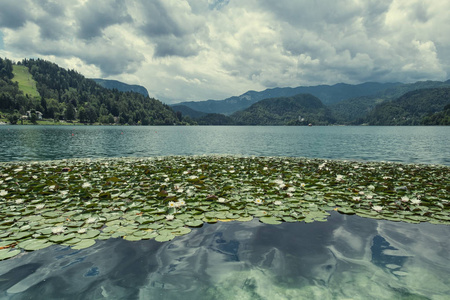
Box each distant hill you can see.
[231,94,335,125]
[173,82,403,115]
[1,58,182,125]
[171,105,208,119]
[329,80,450,124]
[92,79,149,97]
[363,88,450,125]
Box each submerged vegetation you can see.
[0,155,448,260]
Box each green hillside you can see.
[1,58,186,125]
[363,88,450,125]
[12,65,40,98]
[231,94,335,125]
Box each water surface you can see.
[0,125,449,165]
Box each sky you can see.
[0,0,449,104]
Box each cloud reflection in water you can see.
[0,212,449,299]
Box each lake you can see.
[0,125,449,299]
[0,125,449,165]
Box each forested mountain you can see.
[0,58,182,125]
[422,104,450,125]
[171,104,208,119]
[363,88,450,125]
[231,94,335,125]
[173,82,403,115]
[92,79,149,97]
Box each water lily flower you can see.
[15,199,24,204]
[82,182,91,188]
[368,185,375,190]
[0,190,7,196]
[366,195,373,200]
[401,196,409,202]
[85,217,97,224]
[274,201,282,205]
[255,198,263,204]
[166,214,174,221]
[35,204,45,210]
[359,191,365,195]
[287,187,296,193]
[183,171,189,175]
[372,205,383,212]
[52,226,65,234]
[217,197,226,203]
[263,167,268,171]
[168,201,177,208]
[300,183,306,188]
[78,228,87,234]
[352,196,361,202]
[177,200,186,207]
[336,175,344,181]
[411,198,421,205]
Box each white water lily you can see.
[217,197,226,203]
[177,200,186,207]
[372,205,383,212]
[35,204,45,210]
[300,183,306,188]
[255,198,263,205]
[336,175,344,181]
[15,199,24,204]
[274,201,282,205]
[52,226,65,234]
[78,228,87,234]
[411,198,421,205]
[166,214,174,221]
[168,201,177,208]
[352,196,361,201]
[287,187,296,193]
[0,190,7,196]
[82,182,91,188]
[401,196,410,202]
[368,185,375,190]
[85,217,97,224]
[366,195,374,200]
[263,167,268,171]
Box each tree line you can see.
[0,58,187,125]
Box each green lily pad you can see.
[0,249,21,260]
[71,239,96,250]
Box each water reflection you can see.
[0,212,449,299]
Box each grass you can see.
[12,65,40,98]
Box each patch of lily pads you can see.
[0,155,448,260]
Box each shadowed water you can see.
[1,212,449,299]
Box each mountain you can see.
[231,94,335,125]
[329,80,450,124]
[1,58,183,125]
[171,104,208,119]
[92,79,149,97]
[173,82,403,115]
[422,104,450,125]
[363,88,450,125]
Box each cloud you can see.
[75,0,132,40]
[0,0,30,29]
[0,0,449,103]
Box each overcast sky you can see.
[0,0,449,104]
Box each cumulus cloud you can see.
[0,0,449,103]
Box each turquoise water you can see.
[0,125,449,299]
[0,125,449,165]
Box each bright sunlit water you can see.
[0,125,449,299]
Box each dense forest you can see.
[0,58,184,125]
[363,88,450,125]
[1,57,449,126]
[231,94,335,125]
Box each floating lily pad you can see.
[71,239,96,250]
[0,249,21,260]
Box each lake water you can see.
[0,125,449,299]
[0,125,449,165]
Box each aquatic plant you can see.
[0,155,448,260]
